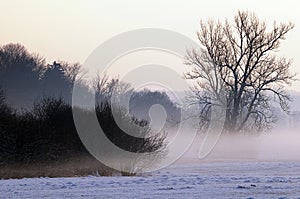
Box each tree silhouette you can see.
[40,61,79,103]
[0,43,45,109]
[0,43,82,109]
[129,89,180,126]
[185,11,295,133]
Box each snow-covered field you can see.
[1,132,300,198]
[1,161,300,199]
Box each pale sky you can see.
[1,0,300,90]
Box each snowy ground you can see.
[2,132,300,198]
[1,161,300,199]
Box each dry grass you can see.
[0,155,116,179]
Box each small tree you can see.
[185,11,295,133]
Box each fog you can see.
[174,129,300,164]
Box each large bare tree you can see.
[185,11,295,133]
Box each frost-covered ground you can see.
[2,132,300,198]
[1,161,300,199]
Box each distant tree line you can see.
[0,43,178,176]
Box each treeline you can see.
[0,43,178,177]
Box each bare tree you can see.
[185,11,296,133]
[58,61,83,83]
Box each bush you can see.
[0,88,17,165]
[96,102,167,175]
[0,95,167,177]
[96,102,166,153]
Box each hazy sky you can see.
[1,0,300,90]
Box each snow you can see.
[2,132,300,198]
[1,161,300,199]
